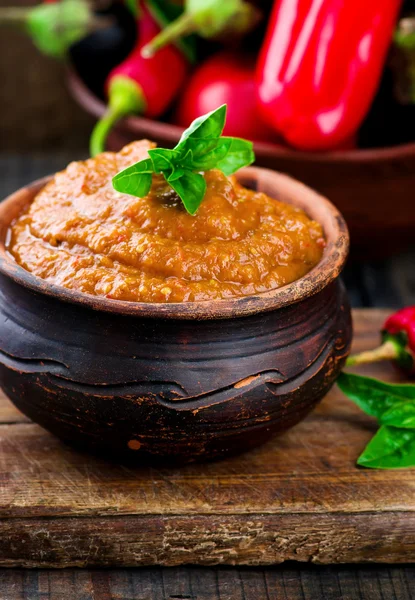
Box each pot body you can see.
[0,273,351,463]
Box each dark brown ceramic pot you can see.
[68,69,415,258]
[0,167,351,463]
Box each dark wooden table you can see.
[0,156,414,600]
[1,564,414,599]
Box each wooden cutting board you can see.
[0,309,414,568]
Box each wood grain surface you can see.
[0,564,414,600]
[0,309,414,568]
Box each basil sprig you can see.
[112,104,254,214]
[338,372,415,469]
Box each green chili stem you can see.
[90,110,123,157]
[124,0,139,17]
[346,340,399,367]
[141,12,195,58]
[0,7,30,28]
[90,75,146,157]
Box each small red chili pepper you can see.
[347,306,415,376]
[256,0,402,151]
[174,52,277,143]
[90,1,188,156]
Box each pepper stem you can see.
[141,0,259,58]
[0,7,30,28]
[141,12,195,58]
[0,0,100,59]
[90,76,146,157]
[346,340,399,367]
[393,17,415,104]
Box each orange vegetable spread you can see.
[8,141,325,303]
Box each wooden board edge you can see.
[1,512,414,567]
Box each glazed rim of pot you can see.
[0,166,349,320]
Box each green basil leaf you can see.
[189,138,232,170]
[177,104,226,148]
[381,402,415,429]
[168,167,186,182]
[337,372,415,419]
[112,105,256,214]
[112,158,154,198]
[179,137,221,161]
[167,171,206,215]
[179,148,194,166]
[148,148,179,173]
[357,425,415,469]
[215,137,255,175]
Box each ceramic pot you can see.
[0,166,351,463]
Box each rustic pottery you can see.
[68,69,415,258]
[0,166,351,463]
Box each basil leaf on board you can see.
[216,137,255,175]
[112,104,256,213]
[112,158,154,198]
[381,402,415,429]
[337,371,415,469]
[168,170,206,215]
[357,425,415,469]
[337,372,415,419]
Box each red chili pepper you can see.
[90,1,188,156]
[347,306,415,376]
[256,0,402,151]
[175,52,277,143]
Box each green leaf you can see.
[178,105,227,147]
[168,167,186,182]
[179,148,194,165]
[216,137,255,175]
[189,138,232,170]
[167,171,206,215]
[111,104,256,214]
[381,402,415,429]
[357,426,415,469]
[148,148,177,173]
[112,158,154,198]
[337,372,415,419]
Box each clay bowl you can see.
[0,166,352,464]
[68,69,415,258]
